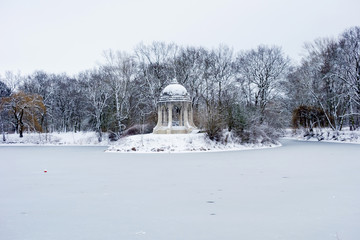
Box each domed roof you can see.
[158,79,191,103]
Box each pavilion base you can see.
[153,126,196,134]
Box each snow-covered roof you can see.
[158,79,191,103]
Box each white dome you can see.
[161,83,188,96]
[158,79,190,103]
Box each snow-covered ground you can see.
[0,132,110,146]
[1,140,360,240]
[107,132,279,153]
[284,127,360,144]
[1,132,278,152]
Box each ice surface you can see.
[1,140,360,240]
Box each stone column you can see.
[167,103,172,134]
[163,106,167,126]
[184,103,189,128]
[179,105,183,126]
[181,105,184,126]
[189,104,195,127]
[157,104,162,126]
[161,106,164,125]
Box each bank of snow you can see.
[1,131,280,152]
[106,132,279,153]
[0,132,110,146]
[284,128,360,144]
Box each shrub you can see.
[121,124,153,137]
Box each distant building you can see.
[153,79,197,134]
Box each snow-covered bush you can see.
[233,123,280,145]
[223,104,280,145]
[286,127,360,143]
[205,116,223,142]
[121,124,153,137]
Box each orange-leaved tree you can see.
[0,91,46,137]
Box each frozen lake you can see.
[1,140,360,240]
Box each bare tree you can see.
[235,45,290,121]
[0,80,11,141]
[134,42,179,112]
[80,69,111,142]
[174,46,207,110]
[337,27,360,129]
[1,71,23,93]
[300,38,350,131]
[102,50,136,137]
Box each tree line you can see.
[1,26,359,143]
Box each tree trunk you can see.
[97,129,102,142]
[19,109,24,138]
[19,123,24,138]
[2,123,5,142]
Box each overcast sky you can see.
[1,0,359,77]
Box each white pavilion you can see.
[153,79,197,134]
